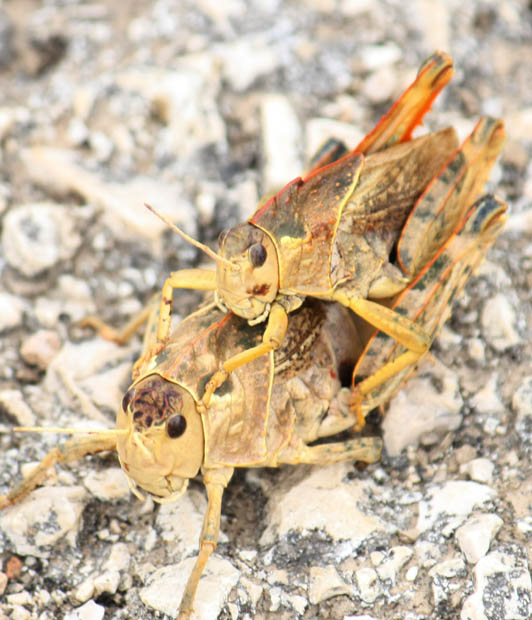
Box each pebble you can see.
[429,556,466,579]
[481,293,522,351]
[2,203,82,277]
[92,570,120,596]
[308,565,352,604]
[455,514,503,564]
[139,555,240,619]
[374,546,413,585]
[359,43,402,71]
[0,486,87,557]
[260,463,391,549]
[21,147,198,250]
[469,373,504,416]
[239,577,263,609]
[102,542,131,573]
[64,600,105,620]
[83,468,130,501]
[416,481,496,535]
[361,65,398,104]
[216,38,278,92]
[461,551,532,620]
[0,389,36,427]
[513,375,532,440]
[155,489,207,557]
[355,567,380,603]
[261,94,302,192]
[0,292,25,332]
[383,360,463,456]
[460,458,495,484]
[20,330,61,370]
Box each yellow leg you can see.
[0,435,116,510]
[281,436,382,466]
[202,302,288,407]
[78,304,153,344]
[177,467,233,620]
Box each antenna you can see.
[14,426,128,437]
[144,203,238,270]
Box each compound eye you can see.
[121,389,134,412]
[249,243,267,268]
[166,414,187,439]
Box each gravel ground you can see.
[0,1,531,619]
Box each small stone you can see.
[155,489,207,557]
[308,565,352,604]
[461,551,532,619]
[261,94,303,192]
[359,43,402,71]
[460,458,495,484]
[0,293,25,332]
[513,376,532,439]
[239,577,263,609]
[375,546,413,584]
[362,63,399,104]
[0,571,7,596]
[383,360,463,456]
[454,445,477,465]
[93,570,120,596]
[140,556,240,619]
[355,567,380,603]
[66,117,90,146]
[217,39,278,92]
[260,464,391,548]
[102,542,131,573]
[429,556,466,578]
[470,373,504,416]
[9,605,32,620]
[20,330,61,370]
[481,293,522,351]
[405,566,418,581]
[467,338,485,362]
[89,131,114,162]
[455,514,503,564]
[0,389,36,427]
[64,600,105,620]
[2,203,83,277]
[0,486,87,557]
[6,591,33,606]
[417,481,496,535]
[83,468,130,501]
[73,577,95,604]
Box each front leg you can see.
[202,302,288,407]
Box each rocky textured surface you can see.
[0,1,531,619]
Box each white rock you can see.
[66,117,90,146]
[361,66,398,104]
[64,600,105,620]
[0,292,25,332]
[461,551,532,620]
[0,486,87,557]
[92,570,120,596]
[83,468,130,501]
[513,376,532,440]
[460,458,495,484]
[405,566,418,581]
[2,203,82,277]
[102,542,131,573]
[261,94,302,192]
[383,360,463,456]
[0,389,36,426]
[21,147,198,251]
[359,43,402,71]
[308,565,352,604]
[481,293,522,351]
[217,38,278,92]
[260,463,392,548]
[239,576,263,609]
[455,514,503,564]
[375,546,413,584]
[469,373,504,416]
[139,555,240,619]
[417,481,497,535]
[429,556,466,578]
[155,489,208,557]
[20,330,61,370]
[355,567,380,603]
[73,577,95,603]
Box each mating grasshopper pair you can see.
[141,52,505,430]
[1,51,506,618]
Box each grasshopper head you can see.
[216,222,279,322]
[116,374,204,502]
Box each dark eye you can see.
[167,414,187,438]
[249,243,267,268]
[121,389,134,412]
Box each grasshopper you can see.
[0,189,506,619]
[138,52,505,426]
[1,296,382,618]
